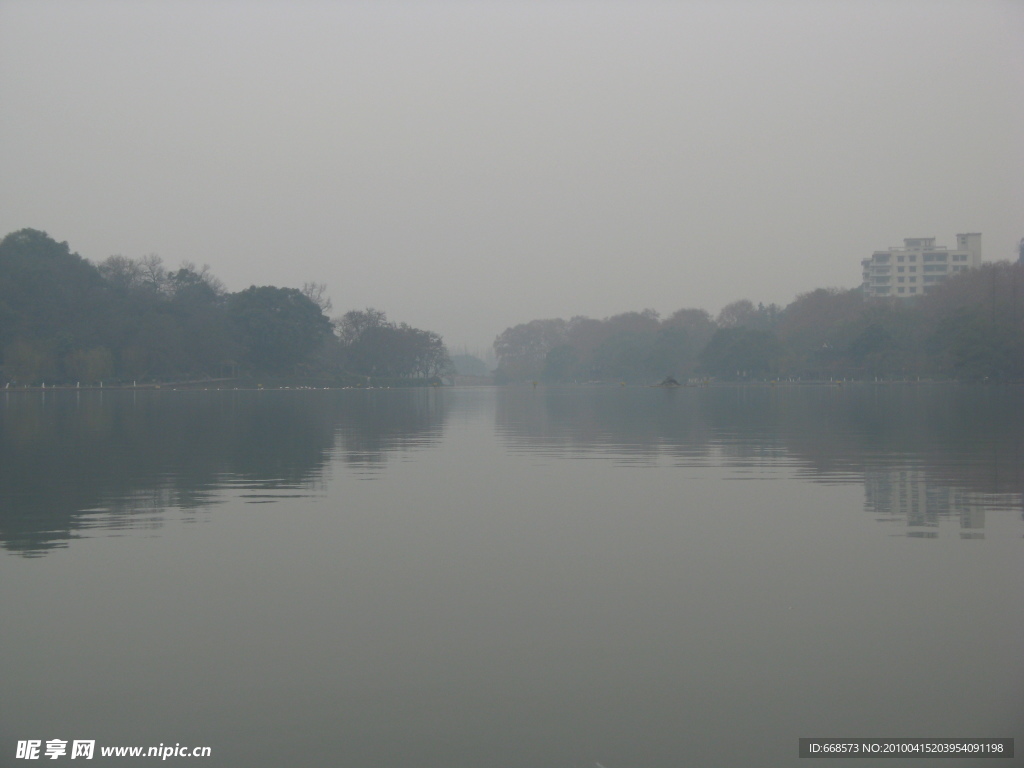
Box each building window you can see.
[910,288,917,293]
[898,288,905,294]
[909,267,917,272]
[898,256,905,262]
[898,267,905,272]
[898,277,905,283]
[910,255,917,262]
[910,277,916,282]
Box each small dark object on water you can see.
[659,376,680,387]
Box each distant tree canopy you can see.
[228,286,332,374]
[334,309,453,380]
[493,263,1024,383]
[450,353,489,377]
[0,229,452,385]
[699,327,782,380]
[0,229,107,365]
[493,308,726,383]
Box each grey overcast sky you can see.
[2,1,1022,351]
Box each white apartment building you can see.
[862,233,981,298]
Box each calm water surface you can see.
[2,385,1022,767]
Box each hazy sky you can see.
[2,1,1022,351]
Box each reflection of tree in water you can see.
[496,385,1024,528]
[333,389,449,468]
[496,387,715,462]
[0,389,449,556]
[760,386,1024,506]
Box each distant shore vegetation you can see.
[0,229,453,387]
[5,228,1021,388]
[493,262,1024,384]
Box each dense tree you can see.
[4,339,58,382]
[335,309,453,380]
[65,347,115,383]
[663,308,716,340]
[227,286,333,374]
[493,262,1023,383]
[542,344,583,382]
[716,300,780,331]
[495,307,721,383]
[0,229,454,385]
[301,282,333,314]
[922,262,1024,380]
[0,229,108,380]
[5,227,1021,386]
[699,327,782,380]
[774,289,862,371]
[716,299,757,329]
[98,255,146,291]
[92,254,231,379]
[493,318,568,382]
[590,330,654,381]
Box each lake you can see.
[2,385,1021,767]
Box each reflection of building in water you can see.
[864,467,985,538]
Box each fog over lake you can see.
[2,386,1021,766]
[3,2,1023,765]
[2,1,1022,349]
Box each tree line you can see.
[0,229,452,385]
[493,260,1024,383]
